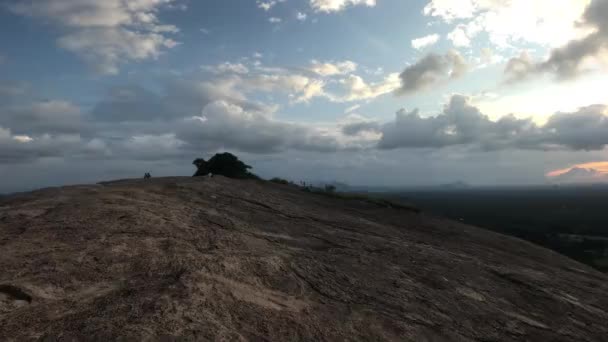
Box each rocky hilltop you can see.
[1,177,607,341]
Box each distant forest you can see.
[390,186,608,272]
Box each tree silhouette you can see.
[193,153,257,179]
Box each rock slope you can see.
[1,177,607,341]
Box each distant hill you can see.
[1,177,607,340]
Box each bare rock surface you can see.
[1,176,607,341]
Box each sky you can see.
[0,0,607,192]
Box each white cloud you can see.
[503,0,608,82]
[202,62,250,75]
[424,0,591,48]
[297,12,308,21]
[268,17,282,23]
[310,0,376,13]
[309,60,358,76]
[447,26,471,47]
[345,104,361,113]
[334,73,400,102]
[8,0,182,74]
[58,28,178,75]
[176,101,348,153]
[257,0,286,11]
[411,34,441,50]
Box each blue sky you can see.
[1,0,607,192]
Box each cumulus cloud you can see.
[176,101,346,154]
[502,0,608,81]
[0,85,360,166]
[7,0,181,74]
[424,0,590,48]
[309,60,357,76]
[396,50,468,95]
[411,34,440,50]
[199,59,400,104]
[447,25,472,47]
[310,0,376,13]
[333,73,400,102]
[377,95,608,151]
[543,104,608,150]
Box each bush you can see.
[193,153,258,179]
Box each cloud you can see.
[310,0,376,13]
[1,100,85,135]
[309,60,357,76]
[411,34,440,50]
[333,73,400,102]
[176,101,346,154]
[238,57,447,104]
[424,0,590,48]
[547,161,608,183]
[502,0,608,81]
[268,17,282,23]
[396,50,468,95]
[377,95,608,151]
[447,25,471,47]
[202,62,250,74]
[198,59,396,104]
[297,12,308,21]
[0,81,363,166]
[0,126,105,164]
[548,166,608,184]
[503,51,536,83]
[342,120,381,136]
[257,0,286,11]
[543,104,608,150]
[7,0,181,74]
[0,81,29,101]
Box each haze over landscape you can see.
[1,0,607,193]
